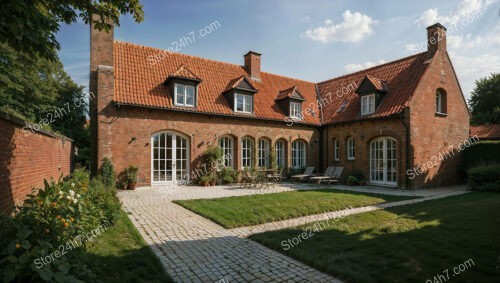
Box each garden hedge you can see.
[467,164,500,192]
[459,141,500,180]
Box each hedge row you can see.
[467,164,500,192]
[459,141,500,180]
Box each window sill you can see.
[173,104,196,108]
[347,158,355,161]
[235,111,254,116]
[435,112,448,117]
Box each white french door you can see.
[370,137,397,186]
[152,132,189,184]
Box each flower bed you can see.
[0,169,121,282]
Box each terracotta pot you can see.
[127,182,137,190]
[210,180,216,186]
[203,182,209,187]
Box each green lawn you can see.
[250,192,500,283]
[173,189,419,228]
[82,210,172,283]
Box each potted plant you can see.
[199,175,211,187]
[209,173,216,186]
[125,166,139,190]
[346,175,358,186]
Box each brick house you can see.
[89,22,469,188]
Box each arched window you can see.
[333,138,340,161]
[436,89,447,114]
[218,136,233,168]
[347,137,355,160]
[291,140,306,168]
[241,137,254,169]
[258,138,271,168]
[275,139,286,168]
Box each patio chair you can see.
[240,170,257,189]
[291,167,315,183]
[309,166,335,186]
[268,168,284,184]
[327,167,344,185]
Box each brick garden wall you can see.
[0,112,73,212]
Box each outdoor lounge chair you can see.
[309,166,336,186]
[327,167,344,185]
[291,167,315,183]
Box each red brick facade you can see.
[90,22,469,188]
[0,112,73,212]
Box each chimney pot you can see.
[244,51,261,81]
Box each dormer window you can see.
[165,65,201,108]
[276,86,305,120]
[174,84,196,107]
[361,94,375,115]
[290,102,302,119]
[355,75,388,116]
[223,76,258,115]
[235,93,253,113]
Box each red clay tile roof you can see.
[168,64,201,81]
[470,124,500,140]
[113,42,320,125]
[276,86,305,101]
[317,52,429,124]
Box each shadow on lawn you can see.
[81,246,173,283]
[249,193,500,283]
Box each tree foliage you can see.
[0,0,144,59]
[0,42,89,166]
[468,73,500,125]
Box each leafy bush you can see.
[467,164,500,192]
[0,169,121,282]
[218,167,238,184]
[285,167,304,180]
[460,141,500,180]
[125,166,139,184]
[99,157,116,189]
[346,170,365,185]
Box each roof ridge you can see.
[318,52,427,85]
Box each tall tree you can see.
[0,0,144,59]
[469,73,500,125]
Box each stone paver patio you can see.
[118,183,467,282]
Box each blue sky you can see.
[56,0,500,101]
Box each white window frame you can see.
[234,93,253,114]
[258,139,270,168]
[436,91,446,114]
[361,94,375,115]
[275,140,285,168]
[174,83,196,107]
[333,139,339,161]
[218,136,233,168]
[290,102,302,119]
[241,137,254,169]
[291,140,306,168]
[347,137,355,160]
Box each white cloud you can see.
[303,10,376,43]
[344,59,387,73]
[414,0,495,27]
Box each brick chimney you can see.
[426,23,446,60]
[89,15,114,174]
[244,51,261,81]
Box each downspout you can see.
[316,84,325,171]
[401,108,411,189]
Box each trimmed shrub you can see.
[467,164,500,192]
[460,141,500,180]
[99,157,116,189]
[218,167,238,184]
[0,170,121,282]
